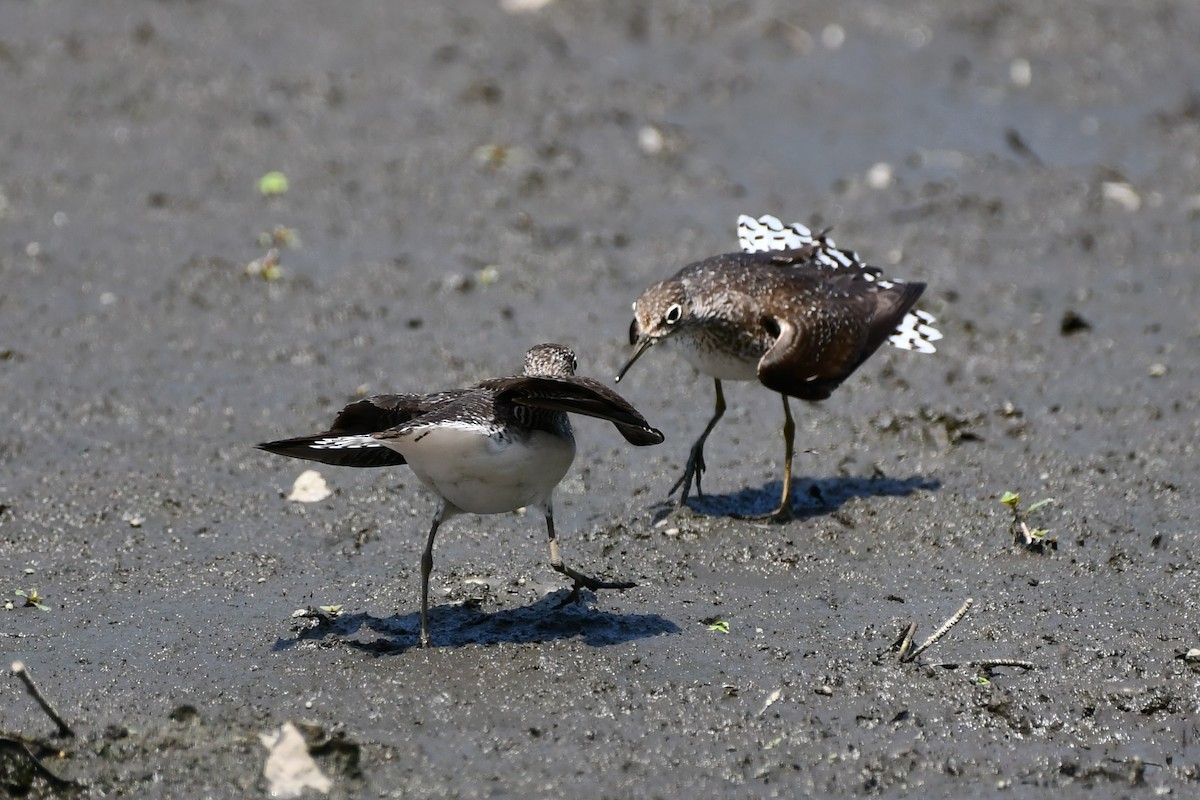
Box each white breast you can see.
[384,424,576,515]
[666,335,761,381]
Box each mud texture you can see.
[3,1,1200,797]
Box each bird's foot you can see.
[552,565,636,608]
[734,503,793,524]
[734,491,794,523]
[667,446,708,506]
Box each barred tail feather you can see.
[257,434,407,468]
[737,213,860,269]
[888,310,942,354]
[737,213,815,252]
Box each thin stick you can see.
[893,622,917,661]
[902,597,973,663]
[11,661,75,738]
[0,737,79,788]
[972,658,1035,670]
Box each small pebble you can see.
[821,24,845,49]
[638,126,665,156]
[865,162,893,190]
[500,0,555,12]
[1009,58,1032,87]
[288,470,331,503]
[1102,181,1141,212]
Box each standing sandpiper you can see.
[258,343,664,647]
[617,214,941,520]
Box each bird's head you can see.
[524,343,578,378]
[616,280,691,382]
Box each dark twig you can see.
[893,600,1037,673]
[891,622,917,662]
[11,661,75,738]
[900,597,973,663]
[0,736,80,789]
[971,658,1036,670]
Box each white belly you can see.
[386,426,576,514]
[667,336,761,381]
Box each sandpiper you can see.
[258,343,664,647]
[617,214,941,520]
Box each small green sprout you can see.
[1023,498,1055,515]
[257,225,300,249]
[1001,491,1058,553]
[318,604,343,615]
[476,265,500,286]
[472,143,509,169]
[15,589,50,611]
[974,675,991,686]
[707,620,730,634]
[245,248,283,281]
[258,171,289,196]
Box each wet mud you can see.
[3,1,1200,797]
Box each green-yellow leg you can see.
[740,394,795,522]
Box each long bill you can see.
[615,336,656,383]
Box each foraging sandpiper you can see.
[617,214,941,520]
[259,343,664,646]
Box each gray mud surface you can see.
[3,1,1200,797]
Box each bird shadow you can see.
[652,474,941,523]
[272,590,679,655]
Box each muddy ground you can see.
[3,1,1200,797]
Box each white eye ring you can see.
[570,357,578,372]
[665,304,682,324]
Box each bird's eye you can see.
[665,304,682,324]
[570,357,578,372]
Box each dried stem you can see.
[0,736,79,788]
[892,622,917,662]
[11,661,75,738]
[902,597,973,663]
[972,658,1036,670]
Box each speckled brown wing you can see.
[756,269,925,401]
[484,375,665,446]
[325,392,462,435]
[256,391,466,467]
